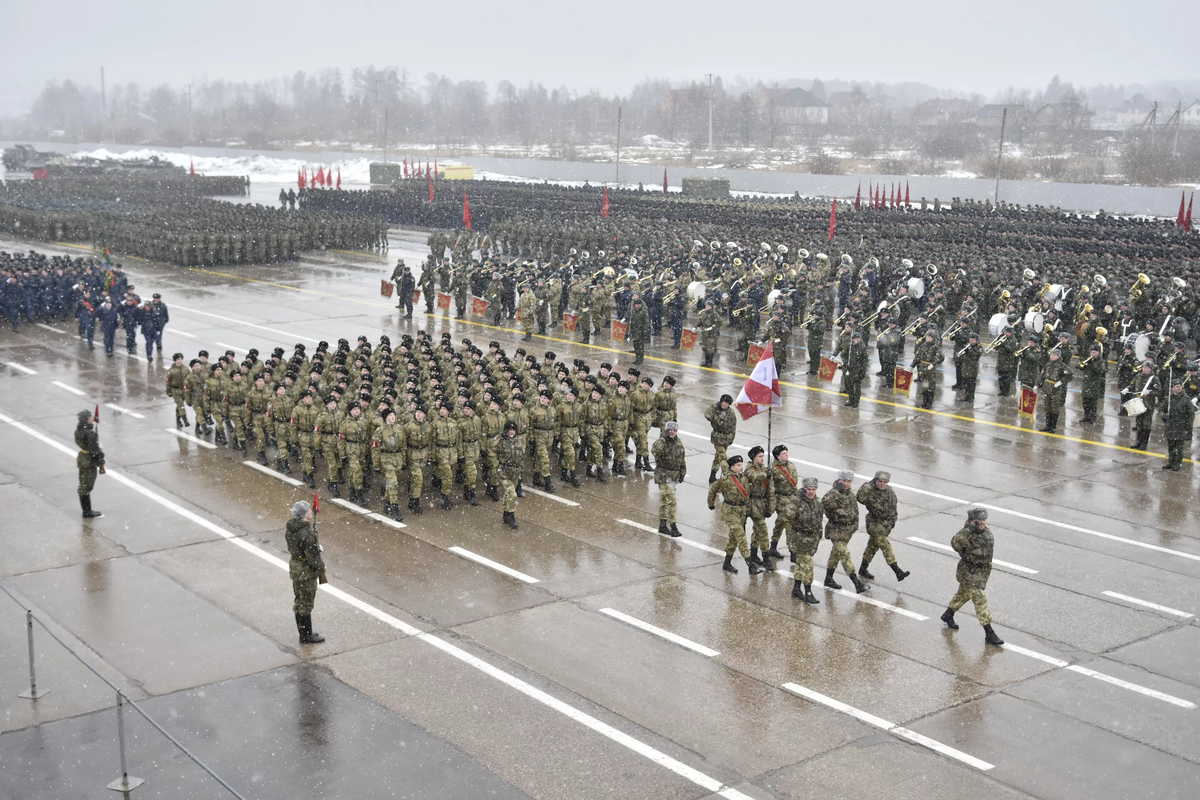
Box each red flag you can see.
[875,185,881,209]
[463,192,472,230]
[403,158,409,178]
[867,182,873,209]
[336,167,341,189]
[854,182,861,210]
[663,168,668,193]
[905,182,910,206]
[189,159,195,176]
[890,183,895,208]
[94,403,100,423]
[317,166,326,187]
[602,186,610,217]
[298,168,305,189]
[429,175,435,202]
[1178,190,1187,228]
[735,342,782,420]
[828,197,837,241]
[1187,193,1194,233]
[312,490,320,514]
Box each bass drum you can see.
[1023,310,1045,335]
[686,281,708,303]
[766,288,782,307]
[988,312,1010,337]
[1133,333,1152,362]
[907,276,925,299]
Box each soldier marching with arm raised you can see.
[855,470,910,583]
[822,470,869,593]
[789,477,823,604]
[707,456,762,576]
[651,421,687,537]
[703,394,737,484]
[941,508,1004,647]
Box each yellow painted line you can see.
[331,248,382,258]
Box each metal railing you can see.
[0,580,247,798]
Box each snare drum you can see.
[1123,397,1147,416]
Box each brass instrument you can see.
[1075,302,1094,324]
[983,332,1006,351]
[1128,272,1150,301]
[956,340,978,357]
[902,304,943,336]
[1014,343,1035,358]
[1078,353,1098,368]
[942,307,978,340]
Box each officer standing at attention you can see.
[855,470,910,582]
[822,470,869,593]
[75,409,105,518]
[703,393,737,483]
[651,421,686,537]
[789,477,823,604]
[941,508,1004,645]
[286,501,327,645]
[707,455,762,575]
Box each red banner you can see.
[471,296,488,318]
[818,356,839,382]
[412,289,421,305]
[893,366,913,395]
[380,280,394,298]
[436,291,452,310]
[680,328,698,351]
[563,312,579,333]
[1019,386,1038,419]
[747,342,765,366]
[611,319,627,342]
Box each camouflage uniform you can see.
[651,427,687,531]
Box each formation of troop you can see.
[164,332,682,530]
[1,251,170,360]
[0,174,388,266]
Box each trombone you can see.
[902,304,942,336]
[941,307,978,340]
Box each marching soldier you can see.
[789,477,823,604]
[292,390,321,487]
[764,310,790,370]
[629,375,656,472]
[1039,348,1072,433]
[805,301,826,374]
[653,375,677,428]
[457,400,483,505]
[940,508,1005,647]
[1078,344,1106,425]
[698,300,721,368]
[745,446,776,570]
[75,409,105,518]
[518,285,538,341]
[607,379,632,476]
[405,405,433,513]
[842,329,869,407]
[628,295,650,365]
[822,470,869,593]
[1161,380,1196,471]
[855,471,910,582]
[994,325,1020,397]
[767,445,799,559]
[876,316,903,387]
[651,421,686,537]
[707,455,762,575]
[703,393,737,483]
[583,386,610,482]
[315,395,345,496]
[911,329,944,410]
[530,389,558,491]
[166,353,190,428]
[432,403,460,510]
[497,421,522,528]
[286,500,327,645]
[338,403,370,505]
[957,331,982,404]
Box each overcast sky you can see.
[3,0,1191,115]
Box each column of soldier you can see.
[0,251,174,361]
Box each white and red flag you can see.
[735,342,782,420]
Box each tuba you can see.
[1128,272,1150,301]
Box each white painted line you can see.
[171,330,197,338]
[104,403,145,420]
[51,380,86,396]
[35,322,66,334]
[331,497,371,515]
[617,518,726,556]
[677,430,709,441]
[781,682,993,771]
[600,608,720,657]
[906,537,1038,574]
[1102,591,1193,619]
[524,487,580,506]
[1064,664,1196,709]
[214,342,244,353]
[0,407,756,800]
[171,305,319,343]
[1000,643,1069,667]
[4,361,37,375]
[448,546,539,583]
[367,512,408,529]
[166,428,217,449]
[829,588,929,621]
[242,460,304,486]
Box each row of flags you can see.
[1177,191,1194,233]
[298,167,342,190]
[401,158,438,179]
[854,181,910,211]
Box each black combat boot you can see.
[532,473,544,488]
[792,579,805,599]
[890,562,911,581]
[503,511,519,529]
[804,585,820,605]
[760,553,776,571]
[669,523,682,538]
[390,502,405,522]
[642,459,654,472]
[214,429,228,446]
[767,543,784,559]
[940,608,959,629]
[746,557,762,575]
[194,421,204,437]
[276,457,291,475]
[570,470,581,487]
[708,469,717,484]
[467,488,479,506]
[81,494,103,518]
[983,624,1005,646]
[300,614,325,644]
[595,468,607,483]
[858,558,876,580]
[543,475,554,493]
[175,415,184,428]
[432,475,442,490]
[585,465,595,478]
[439,494,451,511]
[515,480,525,497]
[237,439,247,453]
[328,481,340,498]
[304,473,316,489]
[658,520,671,535]
[722,554,738,574]
[849,573,869,593]
[747,547,763,566]
[561,466,571,482]
[412,498,423,515]
[823,568,842,590]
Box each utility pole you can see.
[994,107,1007,205]
[383,108,389,163]
[705,73,714,150]
[187,83,193,143]
[100,67,106,141]
[615,105,622,185]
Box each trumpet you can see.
[1014,343,1035,357]
[1078,353,1098,368]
